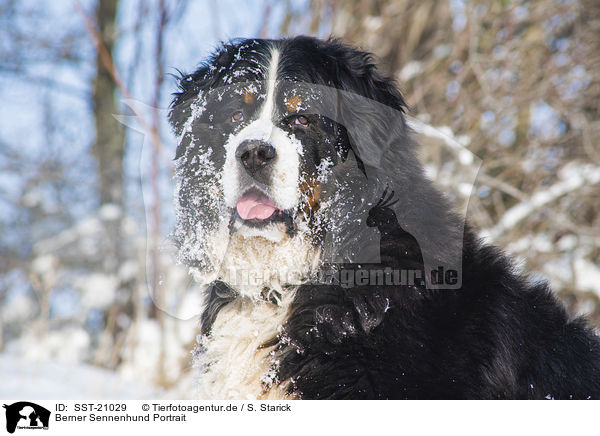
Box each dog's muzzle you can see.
[228,138,298,237]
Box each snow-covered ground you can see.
[0,354,160,399]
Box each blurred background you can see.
[1,0,599,398]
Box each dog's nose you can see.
[236,140,276,173]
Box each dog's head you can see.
[169,36,463,293]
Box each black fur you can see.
[170,36,600,399]
[275,230,600,399]
[200,281,238,336]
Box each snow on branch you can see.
[484,164,600,241]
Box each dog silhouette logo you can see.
[3,402,50,433]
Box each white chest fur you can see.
[192,228,320,399]
[194,292,296,400]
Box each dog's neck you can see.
[214,231,321,299]
[191,226,321,399]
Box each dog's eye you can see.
[232,111,244,122]
[293,115,309,127]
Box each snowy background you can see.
[1,0,599,399]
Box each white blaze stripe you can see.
[222,45,301,212]
[259,47,281,122]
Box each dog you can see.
[168,36,600,399]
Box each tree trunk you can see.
[92,0,125,208]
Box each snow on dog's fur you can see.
[170,36,600,399]
[172,44,324,398]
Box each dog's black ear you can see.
[325,39,410,170]
[169,65,210,139]
[336,43,407,113]
[316,39,466,281]
[168,42,240,157]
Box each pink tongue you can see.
[236,192,278,220]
